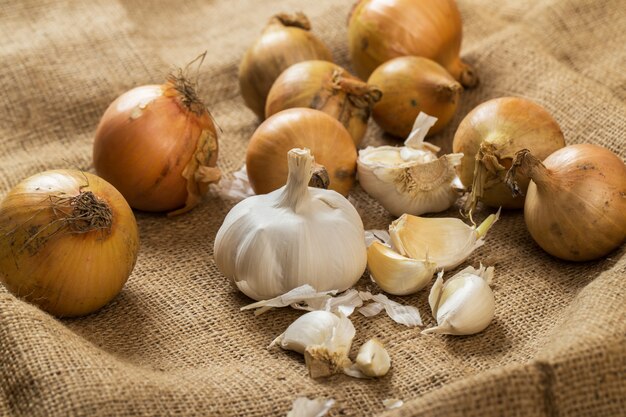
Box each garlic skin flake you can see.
[355,339,391,377]
[214,148,367,301]
[287,397,335,417]
[367,241,436,295]
[357,113,463,217]
[423,265,495,335]
[390,210,500,270]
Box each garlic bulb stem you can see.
[277,148,313,212]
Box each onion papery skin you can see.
[348,0,477,87]
[520,145,626,261]
[368,56,462,138]
[93,80,220,215]
[0,170,139,317]
[265,60,381,145]
[239,13,333,119]
[246,108,357,196]
[453,97,565,209]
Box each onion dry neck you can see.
[505,149,553,197]
[5,190,113,256]
[271,12,311,30]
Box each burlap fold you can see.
[1,0,624,416]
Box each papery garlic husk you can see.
[287,397,335,417]
[357,113,463,217]
[423,265,495,335]
[389,210,500,270]
[367,241,436,295]
[355,339,391,377]
[265,60,382,145]
[215,148,366,301]
[239,13,333,119]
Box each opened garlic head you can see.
[357,113,462,217]
[214,148,367,301]
[367,241,436,295]
[423,265,495,335]
[389,210,499,270]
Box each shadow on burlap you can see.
[0,0,624,416]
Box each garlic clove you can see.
[367,241,436,295]
[422,265,495,336]
[427,270,445,317]
[389,210,500,270]
[304,313,356,378]
[271,310,340,354]
[272,310,356,378]
[355,339,391,377]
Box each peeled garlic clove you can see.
[389,210,500,270]
[367,241,436,295]
[355,339,391,377]
[423,265,495,336]
[272,310,341,354]
[357,113,463,217]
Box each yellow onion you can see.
[452,97,565,214]
[93,71,220,216]
[246,108,357,196]
[348,0,477,87]
[368,56,461,138]
[239,13,333,119]
[506,145,626,261]
[265,60,381,145]
[0,170,139,317]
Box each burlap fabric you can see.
[1,0,624,415]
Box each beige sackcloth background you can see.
[1,0,625,415]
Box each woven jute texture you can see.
[1,0,625,416]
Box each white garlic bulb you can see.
[389,210,500,270]
[214,148,367,301]
[355,339,391,377]
[367,241,436,295]
[422,265,495,336]
[357,113,463,217]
